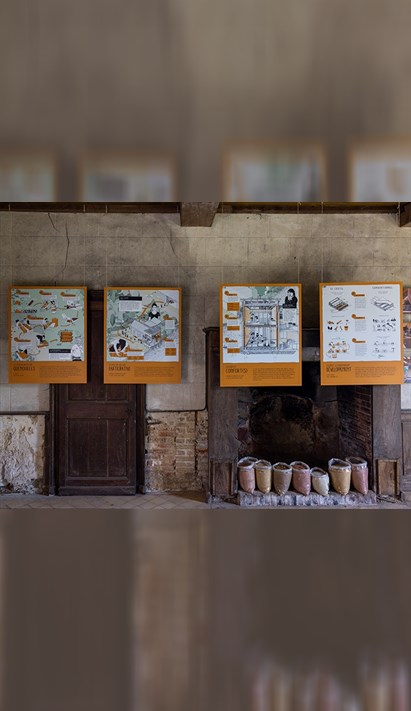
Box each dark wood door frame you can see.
[49,383,146,495]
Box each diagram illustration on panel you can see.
[320,282,403,386]
[220,284,301,387]
[104,288,181,384]
[9,286,87,383]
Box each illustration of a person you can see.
[109,337,128,356]
[283,288,298,308]
[148,303,160,320]
[16,318,32,333]
[71,344,82,361]
[15,348,29,360]
[35,334,48,347]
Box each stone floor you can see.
[0,491,408,509]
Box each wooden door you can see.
[52,291,145,495]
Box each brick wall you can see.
[145,410,208,491]
[337,385,372,463]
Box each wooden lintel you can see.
[400,203,411,227]
[0,200,405,216]
[179,202,219,227]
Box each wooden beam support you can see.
[400,202,411,227]
[0,200,405,216]
[205,328,239,499]
[179,202,219,227]
[372,385,402,493]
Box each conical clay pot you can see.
[272,462,292,496]
[346,456,368,495]
[328,458,351,495]
[255,459,272,494]
[311,467,330,496]
[237,457,257,493]
[291,461,311,496]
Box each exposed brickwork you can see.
[145,410,208,491]
[337,385,372,463]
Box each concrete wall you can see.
[0,210,410,489]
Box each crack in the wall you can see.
[54,224,70,283]
[63,224,70,271]
[48,212,57,231]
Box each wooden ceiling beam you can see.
[400,203,411,227]
[0,200,405,218]
[179,202,220,227]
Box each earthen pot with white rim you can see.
[255,459,272,494]
[237,457,257,494]
[311,467,330,496]
[291,460,311,496]
[346,456,368,495]
[328,458,351,495]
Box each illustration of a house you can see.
[131,319,161,347]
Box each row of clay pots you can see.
[237,456,368,496]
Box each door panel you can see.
[54,291,145,495]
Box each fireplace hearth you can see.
[205,328,403,506]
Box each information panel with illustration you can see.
[320,282,403,385]
[403,287,411,383]
[220,284,302,387]
[8,286,87,383]
[104,287,181,384]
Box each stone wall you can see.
[0,415,45,493]
[0,209,410,490]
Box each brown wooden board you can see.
[376,458,401,496]
[206,328,239,497]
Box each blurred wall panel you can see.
[1,1,411,199]
[79,152,177,201]
[350,140,411,201]
[0,153,56,201]
[223,143,327,201]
